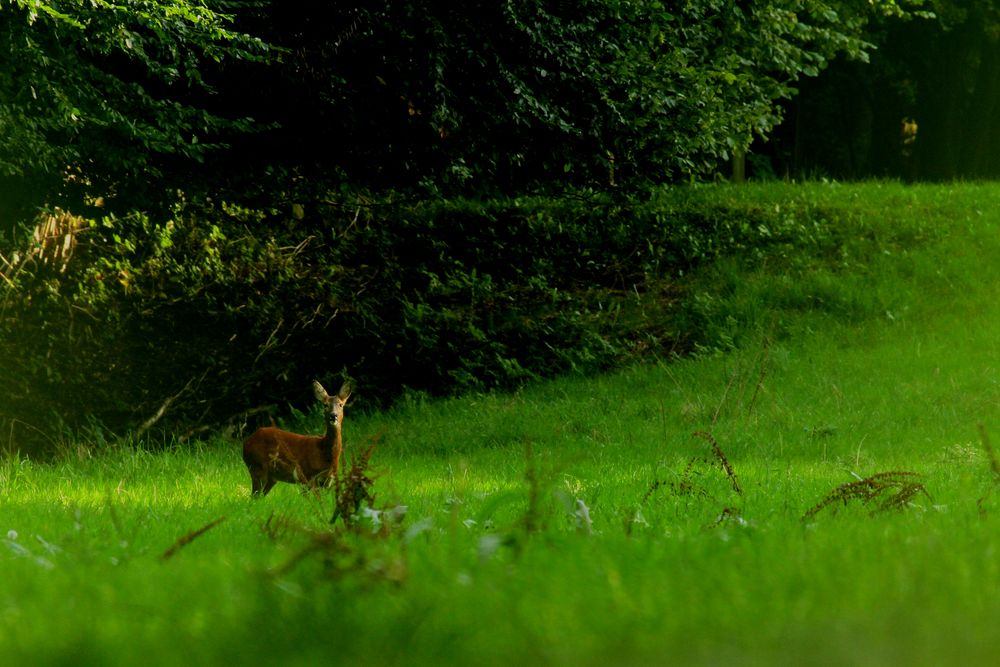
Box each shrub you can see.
[0,184,933,454]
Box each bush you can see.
[0,184,933,454]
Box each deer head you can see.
[313,380,351,432]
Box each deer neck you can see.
[323,420,344,474]
[324,421,343,453]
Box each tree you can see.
[214,0,914,194]
[0,1,916,210]
[764,1,1000,182]
[0,0,264,220]
[893,0,1000,179]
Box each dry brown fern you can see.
[636,432,742,509]
[330,434,381,526]
[802,471,931,522]
[628,432,742,535]
[692,431,743,496]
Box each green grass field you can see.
[3,182,999,666]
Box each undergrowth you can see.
[0,181,952,455]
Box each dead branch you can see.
[137,371,207,437]
[161,516,227,560]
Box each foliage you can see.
[0,182,952,453]
[0,0,265,215]
[215,0,912,194]
[0,0,930,207]
[0,0,943,458]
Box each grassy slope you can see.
[2,182,1000,666]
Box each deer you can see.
[242,380,351,497]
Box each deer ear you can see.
[313,380,330,401]
[337,383,352,401]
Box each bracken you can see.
[802,471,931,522]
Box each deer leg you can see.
[249,467,269,497]
[298,472,327,495]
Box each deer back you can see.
[243,427,334,483]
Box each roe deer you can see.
[242,381,351,497]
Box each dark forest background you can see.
[767,1,1000,181]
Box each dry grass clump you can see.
[265,517,408,586]
[648,431,743,496]
[637,431,742,508]
[330,436,380,526]
[628,431,743,535]
[802,471,930,522]
[262,436,409,585]
[257,433,407,585]
[691,431,743,495]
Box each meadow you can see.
[2,182,999,666]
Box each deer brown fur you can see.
[242,381,351,497]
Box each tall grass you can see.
[3,182,1000,666]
